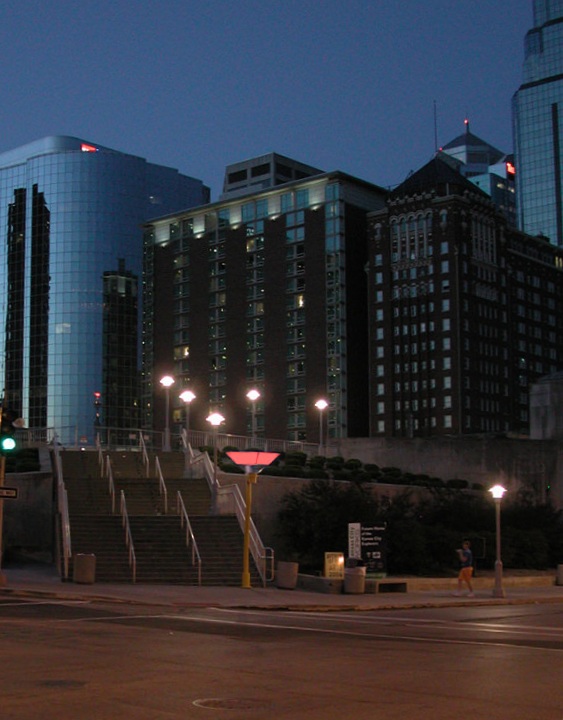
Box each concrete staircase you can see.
[59,450,261,586]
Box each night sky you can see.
[1,0,532,197]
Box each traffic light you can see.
[0,407,17,455]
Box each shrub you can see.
[304,468,330,479]
[364,463,380,473]
[343,458,363,470]
[446,478,469,489]
[284,451,307,467]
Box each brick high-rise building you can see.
[367,155,563,437]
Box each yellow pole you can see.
[242,471,257,588]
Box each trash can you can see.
[557,565,563,586]
[276,561,299,589]
[73,553,96,584]
[344,566,366,594]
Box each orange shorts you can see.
[458,567,473,582]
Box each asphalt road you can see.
[1,597,562,719]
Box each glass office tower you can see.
[0,136,208,445]
[513,0,563,245]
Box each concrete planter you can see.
[276,561,299,589]
[344,566,366,594]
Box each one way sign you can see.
[0,487,18,499]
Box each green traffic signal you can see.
[0,436,17,453]
[0,405,18,455]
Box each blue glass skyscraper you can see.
[0,136,208,444]
[513,0,563,245]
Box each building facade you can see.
[0,136,208,445]
[102,259,139,438]
[513,0,563,245]
[440,122,516,226]
[144,160,387,444]
[367,156,563,438]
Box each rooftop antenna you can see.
[433,100,439,154]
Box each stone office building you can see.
[367,154,563,438]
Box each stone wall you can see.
[218,435,563,552]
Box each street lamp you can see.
[246,389,260,446]
[206,412,225,486]
[179,390,196,436]
[489,484,507,598]
[160,375,175,452]
[226,451,280,589]
[315,399,328,455]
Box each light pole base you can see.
[241,572,252,589]
[492,559,504,598]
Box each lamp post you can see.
[315,399,328,455]
[206,412,225,486]
[226,451,280,588]
[246,389,260,446]
[179,390,196,437]
[489,484,507,598]
[159,375,175,452]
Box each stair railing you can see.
[120,490,137,583]
[176,492,202,586]
[97,437,104,473]
[139,432,150,478]
[105,455,116,514]
[154,456,168,514]
[216,482,274,587]
[53,436,72,580]
[195,450,273,586]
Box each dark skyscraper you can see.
[513,0,563,245]
[102,260,139,438]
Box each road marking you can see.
[214,607,563,638]
[0,599,91,608]
[164,613,563,652]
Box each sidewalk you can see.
[1,564,562,611]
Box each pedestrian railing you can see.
[120,490,136,584]
[53,438,72,580]
[176,492,202,586]
[105,455,117,514]
[215,481,274,587]
[155,456,168,514]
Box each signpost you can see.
[324,552,345,579]
[348,522,388,577]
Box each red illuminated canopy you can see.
[81,143,98,153]
[226,451,279,468]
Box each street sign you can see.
[0,487,18,499]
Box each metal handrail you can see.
[155,456,168,514]
[120,490,136,583]
[216,480,274,587]
[194,450,273,585]
[176,492,202,586]
[185,428,324,456]
[53,437,72,580]
[105,455,116,514]
[97,436,104,472]
[139,432,150,477]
